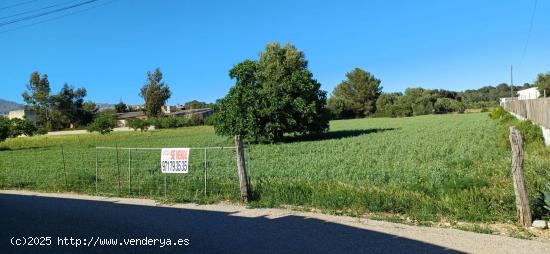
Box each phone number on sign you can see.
[161,160,188,173]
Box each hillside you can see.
[0,99,24,115]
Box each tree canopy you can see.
[327,68,382,119]
[140,68,171,117]
[213,43,330,142]
[21,72,96,130]
[535,72,550,97]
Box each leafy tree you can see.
[115,101,128,113]
[140,68,171,117]
[535,72,550,97]
[9,118,37,137]
[51,84,88,128]
[80,101,98,126]
[327,68,382,119]
[86,110,116,134]
[184,100,212,109]
[22,72,51,128]
[128,118,150,132]
[213,60,261,138]
[0,117,10,142]
[375,93,401,117]
[213,43,330,142]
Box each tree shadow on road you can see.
[0,194,463,254]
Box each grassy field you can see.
[1,113,549,224]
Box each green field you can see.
[1,113,549,223]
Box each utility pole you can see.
[510,65,514,97]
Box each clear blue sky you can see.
[0,0,548,105]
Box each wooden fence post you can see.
[235,135,250,202]
[509,126,532,227]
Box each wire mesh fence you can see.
[0,144,251,203]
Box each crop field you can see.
[1,113,549,223]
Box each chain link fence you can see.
[0,144,252,203]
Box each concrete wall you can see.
[502,98,550,146]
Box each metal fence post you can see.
[204,148,208,196]
[128,148,132,195]
[61,144,67,191]
[116,144,121,195]
[164,174,167,197]
[95,146,98,193]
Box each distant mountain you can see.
[0,99,24,115]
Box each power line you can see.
[0,0,118,34]
[0,0,81,20]
[0,0,38,11]
[519,0,538,70]
[0,0,100,27]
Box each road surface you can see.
[1,190,549,254]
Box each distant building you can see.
[499,97,517,106]
[8,109,37,125]
[116,111,146,127]
[115,108,213,127]
[517,87,540,100]
[166,108,213,118]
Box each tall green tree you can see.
[375,92,401,117]
[213,43,329,142]
[51,84,88,128]
[140,68,171,117]
[327,68,382,119]
[535,72,550,97]
[213,60,261,138]
[115,101,128,113]
[22,72,51,128]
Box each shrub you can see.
[0,117,10,142]
[489,106,507,120]
[86,110,116,134]
[490,106,543,147]
[9,118,37,137]
[190,114,204,126]
[204,115,215,125]
[150,116,194,129]
[128,118,150,132]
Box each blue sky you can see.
[0,0,548,105]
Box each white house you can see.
[517,87,540,100]
[8,109,37,125]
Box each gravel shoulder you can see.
[1,190,550,254]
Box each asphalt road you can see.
[0,193,462,254]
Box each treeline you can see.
[326,68,536,119]
[22,72,98,132]
[15,68,214,135]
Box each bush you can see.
[489,106,507,120]
[9,118,37,137]
[190,114,204,125]
[490,106,543,146]
[0,117,10,142]
[128,118,150,132]
[151,117,193,129]
[204,115,215,126]
[86,110,116,134]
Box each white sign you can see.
[161,148,190,173]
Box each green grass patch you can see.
[1,113,549,223]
